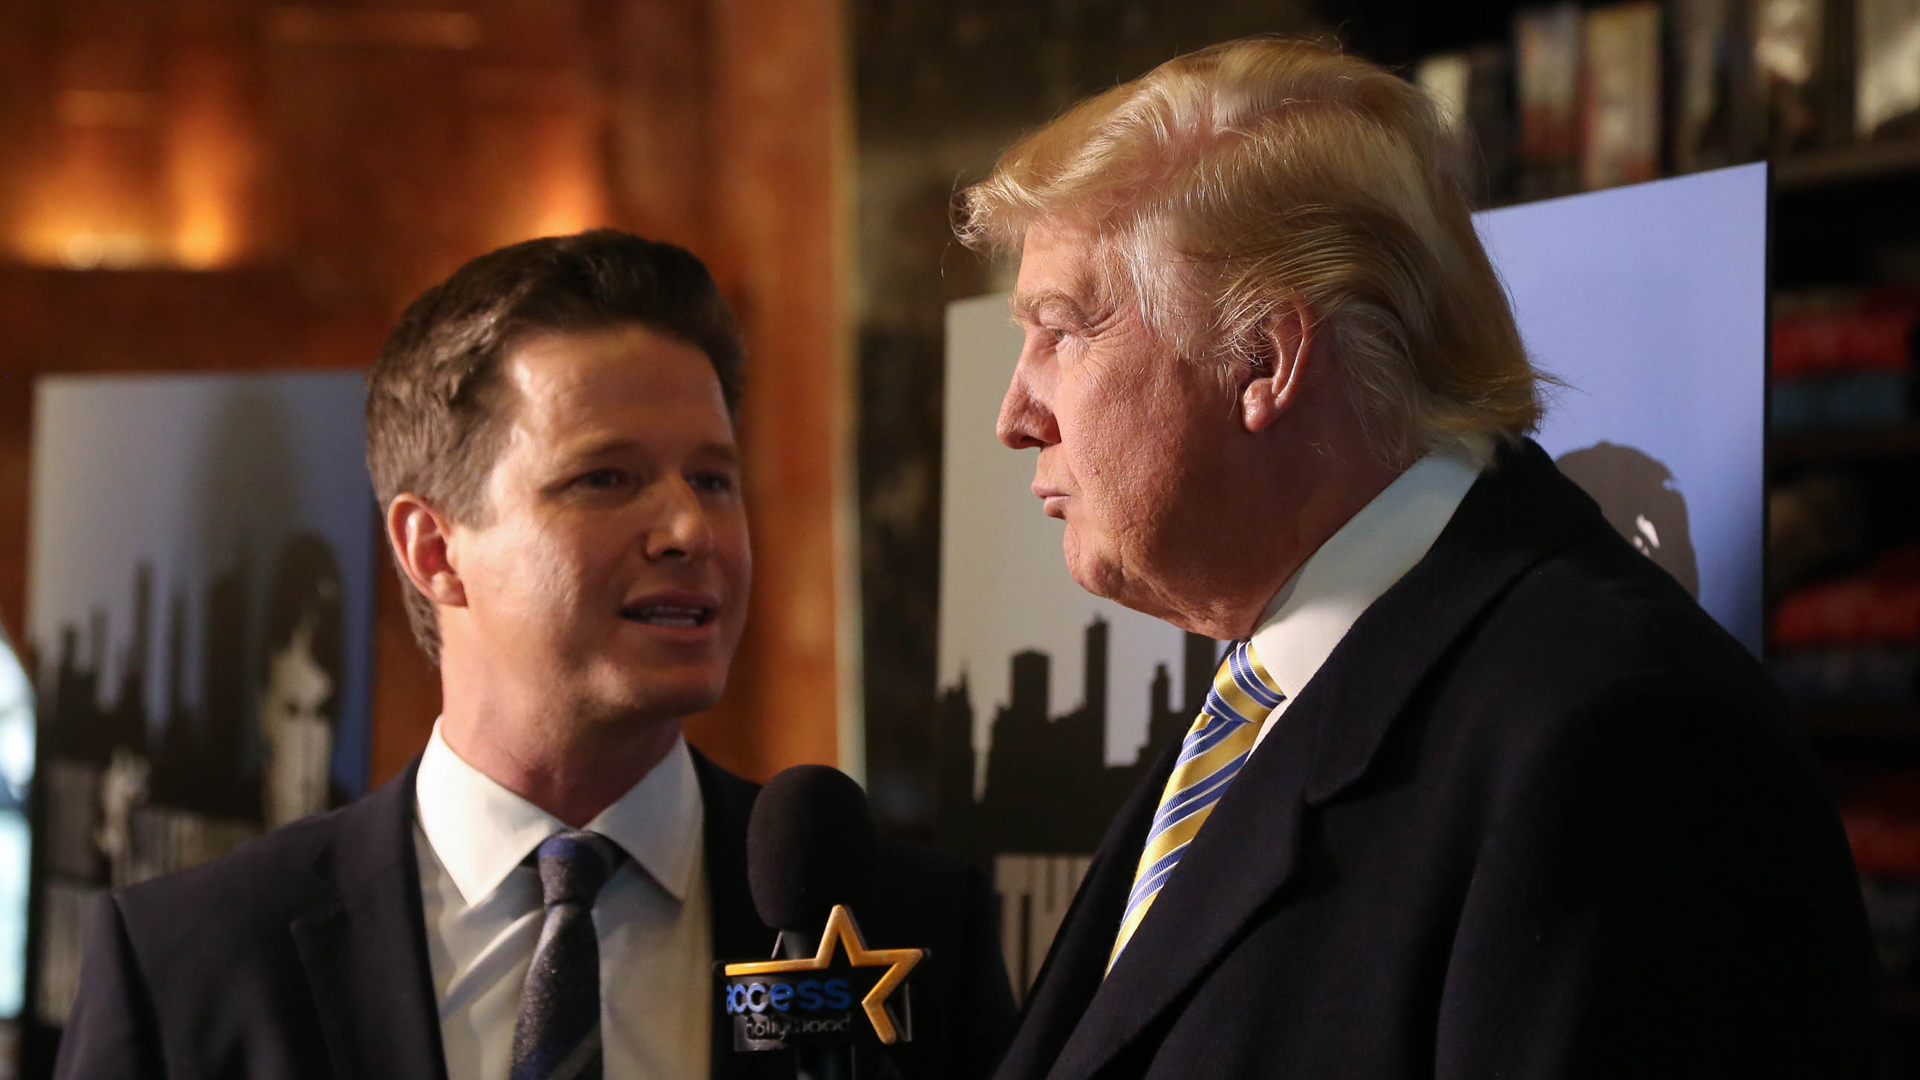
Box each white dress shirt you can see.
[1249,442,1485,750]
[413,724,711,1080]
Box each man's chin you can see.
[586,670,728,726]
[1063,540,1126,605]
[1066,550,1184,627]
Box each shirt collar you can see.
[1248,442,1484,705]
[414,721,705,908]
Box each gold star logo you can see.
[722,904,925,1044]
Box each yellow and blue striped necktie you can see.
[1108,639,1285,972]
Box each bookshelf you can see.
[1809,704,1920,750]
[1771,423,1920,465]
[1767,125,1920,1080]
[1776,136,1920,189]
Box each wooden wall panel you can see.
[684,0,850,781]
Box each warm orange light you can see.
[480,74,609,246]
[11,168,169,270]
[173,207,237,269]
[529,90,606,240]
[529,162,604,239]
[167,44,256,269]
[11,49,257,271]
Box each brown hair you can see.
[959,36,1544,467]
[365,229,744,662]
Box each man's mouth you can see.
[620,603,717,628]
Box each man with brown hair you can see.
[962,38,1875,1080]
[54,230,1013,1080]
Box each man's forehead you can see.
[1010,224,1114,319]
[506,328,719,404]
[498,329,732,447]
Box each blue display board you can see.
[1477,162,1769,654]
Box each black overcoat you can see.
[992,440,1877,1080]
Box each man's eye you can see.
[578,468,629,489]
[691,472,737,494]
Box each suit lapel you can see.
[692,749,776,965]
[286,748,775,1080]
[1036,441,1599,1080]
[288,759,449,1080]
[1043,701,1315,1080]
[691,750,781,1080]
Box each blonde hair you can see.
[958,36,1543,467]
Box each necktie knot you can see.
[1200,638,1287,730]
[534,830,624,908]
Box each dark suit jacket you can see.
[994,440,1878,1080]
[52,749,1014,1080]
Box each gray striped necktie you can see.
[510,830,625,1080]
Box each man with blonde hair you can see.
[963,37,1873,1079]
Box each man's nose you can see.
[646,479,716,561]
[997,355,1055,450]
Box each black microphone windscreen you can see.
[747,765,878,932]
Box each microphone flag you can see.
[717,903,923,1052]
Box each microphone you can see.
[719,766,925,1080]
[748,764,878,956]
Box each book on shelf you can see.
[1769,471,1871,594]
[1583,2,1665,190]
[1671,0,1764,172]
[1770,289,1918,429]
[1774,544,1920,648]
[1857,0,1920,139]
[1417,51,1472,129]
[1771,644,1920,702]
[1771,371,1914,429]
[1842,775,1920,878]
[1773,300,1916,381]
[1417,45,1516,201]
[1838,772,1920,978]
[1465,45,1518,201]
[1753,0,1836,153]
[1516,2,1583,199]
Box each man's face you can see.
[997,222,1250,627]
[447,324,751,725]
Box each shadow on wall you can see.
[1555,440,1700,598]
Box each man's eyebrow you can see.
[558,436,741,467]
[694,441,743,468]
[1008,289,1093,326]
[562,435,641,462]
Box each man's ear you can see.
[1239,300,1316,434]
[386,493,467,609]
